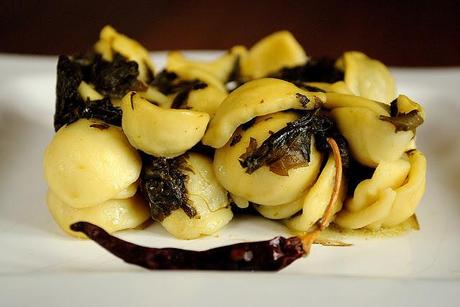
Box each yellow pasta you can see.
[330,106,414,167]
[47,191,150,239]
[203,78,325,148]
[285,155,346,232]
[166,51,237,83]
[44,119,141,208]
[160,153,233,239]
[337,51,396,104]
[95,25,154,82]
[335,151,426,230]
[46,26,427,243]
[240,31,307,79]
[121,92,209,158]
[213,112,323,206]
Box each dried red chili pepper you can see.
[71,222,305,271]
[70,138,343,271]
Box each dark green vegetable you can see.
[239,109,350,176]
[170,81,207,109]
[149,70,179,94]
[230,133,242,146]
[380,111,424,132]
[54,55,122,131]
[89,53,146,99]
[225,55,245,92]
[139,154,196,221]
[80,97,122,127]
[380,99,424,132]
[295,93,310,108]
[150,69,208,109]
[241,118,257,131]
[54,55,84,131]
[270,57,344,84]
[89,123,110,130]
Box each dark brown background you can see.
[1,0,459,66]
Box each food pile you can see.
[44,26,426,244]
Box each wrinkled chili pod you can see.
[70,222,305,271]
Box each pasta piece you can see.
[94,25,155,82]
[382,150,426,227]
[44,119,141,208]
[121,92,209,158]
[161,207,233,240]
[167,51,237,83]
[330,107,414,167]
[393,94,426,119]
[185,153,230,212]
[335,150,426,230]
[77,81,103,101]
[137,86,171,109]
[306,81,353,95]
[230,193,250,208]
[324,92,389,116]
[255,196,304,220]
[165,62,226,92]
[113,182,138,200]
[334,188,396,229]
[285,154,345,232]
[337,51,396,104]
[214,112,323,206]
[178,84,228,117]
[160,153,233,239]
[346,158,411,212]
[47,190,150,239]
[240,31,307,79]
[112,86,170,109]
[203,78,325,148]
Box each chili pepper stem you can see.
[300,137,343,253]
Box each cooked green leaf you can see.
[90,53,144,98]
[380,110,424,132]
[139,154,196,222]
[239,110,349,176]
[270,58,344,83]
[54,55,122,131]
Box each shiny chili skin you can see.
[71,222,306,271]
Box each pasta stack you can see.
[44,26,426,239]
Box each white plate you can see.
[0,52,459,306]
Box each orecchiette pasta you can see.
[112,182,138,200]
[121,92,210,158]
[285,155,346,232]
[44,119,141,208]
[160,153,233,239]
[166,51,237,83]
[46,26,427,247]
[346,158,411,212]
[331,106,414,167]
[324,92,389,115]
[178,84,228,117]
[306,81,353,95]
[337,51,396,104]
[335,150,426,229]
[255,195,304,220]
[47,190,150,238]
[381,151,426,227]
[214,112,323,206]
[95,25,155,82]
[240,31,307,79]
[203,78,325,148]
